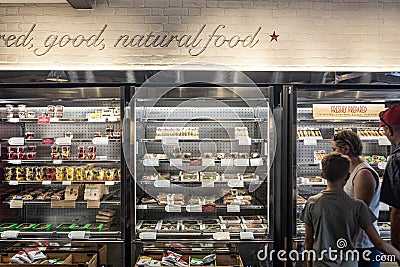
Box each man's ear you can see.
[320,171,325,178]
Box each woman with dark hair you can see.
[332,130,381,267]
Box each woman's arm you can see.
[353,169,376,206]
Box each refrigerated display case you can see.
[0,86,128,266]
[124,84,277,267]
[285,84,400,265]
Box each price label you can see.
[55,137,71,146]
[154,180,170,188]
[139,232,157,240]
[42,138,55,145]
[202,204,217,213]
[186,205,202,213]
[227,204,241,213]
[1,231,19,239]
[97,156,108,160]
[9,118,19,123]
[213,232,230,240]
[378,137,391,146]
[233,159,249,166]
[190,158,202,166]
[303,138,318,146]
[202,158,215,167]
[170,158,183,167]
[250,158,263,166]
[62,181,72,186]
[143,158,159,166]
[165,204,182,212]
[92,137,109,145]
[137,205,148,210]
[10,200,23,208]
[53,160,62,165]
[240,232,254,240]
[378,162,387,170]
[42,180,52,185]
[228,180,244,188]
[38,116,51,124]
[88,118,106,122]
[162,136,179,146]
[50,118,59,122]
[68,231,87,240]
[8,137,24,146]
[9,160,22,165]
[221,159,234,166]
[9,181,18,186]
[108,117,118,122]
[238,137,251,146]
[379,202,390,211]
[201,181,215,188]
[105,181,115,186]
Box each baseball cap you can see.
[379,105,400,127]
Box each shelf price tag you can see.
[228,180,244,188]
[68,231,87,240]
[137,204,148,210]
[378,137,391,146]
[379,202,390,212]
[42,180,52,185]
[55,137,71,146]
[238,137,251,146]
[88,118,106,122]
[221,159,234,166]
[378,162,387,170]
[8,181,18,186]
[213,232,230,240]
[201,181,215,188]
[233,159,249,166]
[92,137,109,145]
[227,204,241,213]
[154,180,170,188]
[53,160,62,165]
[108,117,118,122]
[62,181,72,186]
[50,118,59,122]
[250,158,263,166]
[8,137,24,146]
[240,232,254,240]
[143,158,159,166]
[165,204,181,213]
[42,138,55,145]
[9,160,22,165]
[162,136,179,146]
[38,116,51,125]
[9,118,20,123]
[202,204,217,213]
[190,158,202,166]
[1,230,20,239]
[186,205,202,213]
[105,181,115,186]
[170,158,183,167]
[202,158,215,167]
[10,200,23,209]
[139,232,156,240]
[303,138,318,146]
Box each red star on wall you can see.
[270,31,279,42]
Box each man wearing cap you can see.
[379,104,400,250]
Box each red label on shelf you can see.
[190,158,202,166]
[42,138,55,145]
[38,116,51,124]
[202,204,217,213]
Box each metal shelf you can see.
[0,230,122,242]
[137,180,263,185]
[139,118,265,123]
[3,159,121,164]
[1,118,120,123]
[139,138,264,143]
[3,200,121,205]
[137,204,265,210]
[1,138,120,143]
[297,119,380,123]
[4,180,121,185]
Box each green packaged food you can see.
[32,223,53,231]
[0,223,19,231]
[16,223,38,231]
[55,223,77,231]
[85,223,104,232]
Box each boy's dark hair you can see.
[332,130,363,157]
[321,152,350,182]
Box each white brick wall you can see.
[0,0,400,71]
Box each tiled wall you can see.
[1,0,400,70]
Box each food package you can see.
[179,171,199,182]
[32,223,53,231]
[200,172,220,182]
[65,185,84,200]
[219,216,241,224]
[84,184,105,201]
